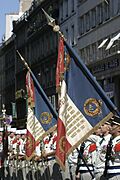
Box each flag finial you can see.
[42,8,66,40]
[16,50,31,72]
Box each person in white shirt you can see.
[67,147,80,180]
[94,121,112,180]
[106,115,120,180]
[79,126,102,180]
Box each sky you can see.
[0,0,19,43]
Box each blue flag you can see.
[56,38,118,169]
[26,71,57,159]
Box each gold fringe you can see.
[66,112,114,157]
[55,155,66,171]
[35,124,57,142]
[25,150,35,161]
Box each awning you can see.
[98,38,108,48]
[106,33,120,50]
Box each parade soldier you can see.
[8,128,16,155]
[34,141,41,161]
[78,126,102,180]
[104,115,120,179]
[94,121,112,180]
[0,128,3,168]
[18,130,26,160]
[67,147,79,180]
[43,132,56,173]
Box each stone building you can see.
[0,0,59,128]
[59,0,120,109]
[0,0,120,128]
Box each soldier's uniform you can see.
[94,133,111,180]
[79,140,96,180]
[107,135,120,179]
[0,128,3,169]
[106,116,120,180]
[35,142,41,159]
[67,147,79,180]
[8,129,16,155]
[43,133,56,176]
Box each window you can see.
[80,49,85,61]
[104,1,110,20]
[86,12,90,31]
[117,0,120,14]
[60,1,63,21]
[86,46,90,63]
[71,0,74,12]
[65,0,68,17]
[79,16,84,35]
[91,8,96,28]
[71,25,74,45]
[92,43,97,61]
[97,4,103,24]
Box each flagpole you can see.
[41,9,119,117]
[16,50,58,119]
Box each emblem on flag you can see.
[59,136,66,153]
[40,112,53,124]
[84,98,102,117]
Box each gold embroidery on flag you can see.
[84,98,102,117]
[59,136,66,153]
[40,112,53,124]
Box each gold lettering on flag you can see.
[65,95,92,146]
[27,107,45,141]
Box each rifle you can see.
[103,137,113,177]
[76,142,95,179]
[75,142,85,176]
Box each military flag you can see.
[55,37,118,170]
[26,71,57,160]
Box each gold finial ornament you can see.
[17,50,31,72]
[42,8,66,40]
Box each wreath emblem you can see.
[84,98,102,117]
[59,136,66,153]
[26,136,34,150]
[40,112,53,124]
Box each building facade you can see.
[13,0,59,128]
[59,0,78,52]
[59,0,120,109]
[0,0,59,128]
[0,0,120,128]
